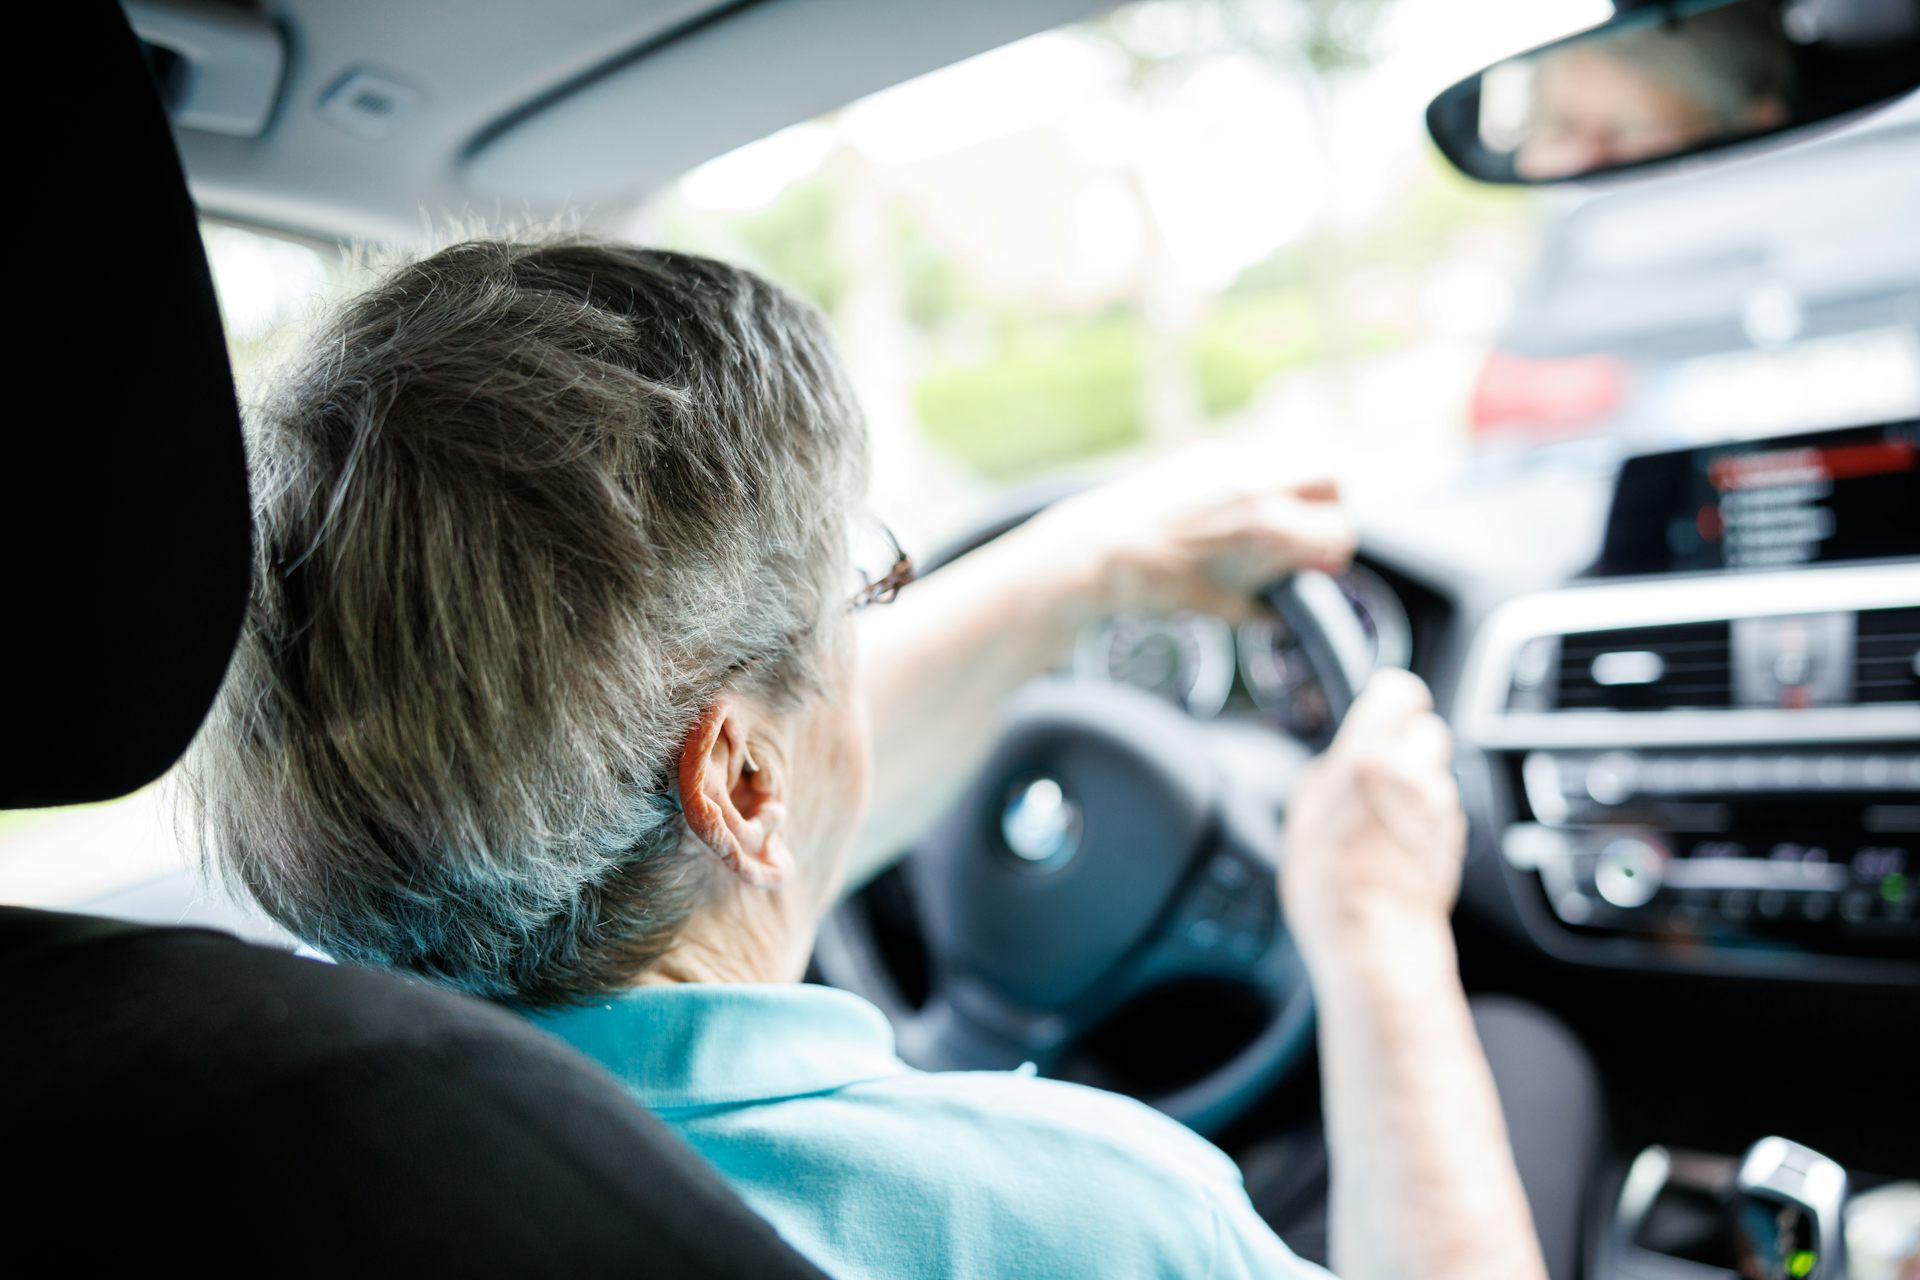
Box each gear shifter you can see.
[1732,1137,1850,1280]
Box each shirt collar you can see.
[530,982,910,1111]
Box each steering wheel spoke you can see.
[902,841,1302,1082]
[1153,847,1287,977]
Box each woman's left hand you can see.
[1028,441,1358,622]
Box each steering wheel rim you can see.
[816,500,1373,1136]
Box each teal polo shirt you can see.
[532,982,1329,1280]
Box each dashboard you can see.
[1065,420,1920,982]
[834,419,1917,1199]
[1456,420,1920,981]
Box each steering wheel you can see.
[816,520,1376,1137]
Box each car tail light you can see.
[1469,349,1630,443]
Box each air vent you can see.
[1555,622,1733,711]
[1855,607,1920,704]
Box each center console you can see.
[1457,423,1920,977]
[1600,1139,1917,1280]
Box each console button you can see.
[1877,872,1913,923]
[1594,837,1665,909]
[1552,890,1596,925]
[1719,890,1755,922]
[1586,752,1638,806]
[1801,893,1835,924]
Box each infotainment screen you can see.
[1594,421,1920,577]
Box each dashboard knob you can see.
[1594,836,1667,909]
[1586,751,1639,805]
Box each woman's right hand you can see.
[1283,670,1548,1280]
[1279,669,1467,984]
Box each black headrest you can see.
[4,2,251,808]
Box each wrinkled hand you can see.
[1280,669,1466,976]
[1032,441,1356,621]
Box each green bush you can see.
[1189,296,1319,417]
[736,179,843,313]
[915,295,1346,483]
[915,317,1145,482]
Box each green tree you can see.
[1089,0,1395,439]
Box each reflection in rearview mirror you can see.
[1427,0,1920,185]
[1491,1,1793,180]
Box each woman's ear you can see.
[677,701,795,890]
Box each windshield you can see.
[620,0,1918,544]
[616,0,1639,545]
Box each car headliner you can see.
[166,0,1111,244]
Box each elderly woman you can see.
[188,241,1547,1280]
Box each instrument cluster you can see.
[1073,565,1414,736]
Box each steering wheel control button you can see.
[1594,836,1666,909]
[1227,929,1270,962]
[1181,854,1276,964]
[999,776,1081,871]
[1206,856,1249,893]
[1185,919,1224,950]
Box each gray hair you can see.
[182,238,868,1006]
[1612,1,1794,127]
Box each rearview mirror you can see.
[1426,0,1920,184]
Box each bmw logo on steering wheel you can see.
[999,776,1082,871]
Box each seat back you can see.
[0,7,826,1274]
[4,0,250,808]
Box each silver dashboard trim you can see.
[1457,562,1920,750]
